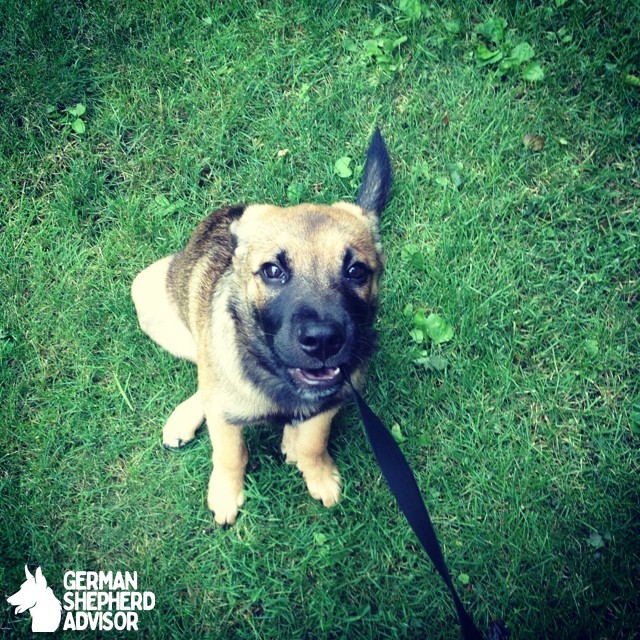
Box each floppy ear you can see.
[355,128,392,216]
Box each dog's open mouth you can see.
[288,367,342,388]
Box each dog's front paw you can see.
[207,468,245,526]
[300,455,342,508]
[162,393,204,449]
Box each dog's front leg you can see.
[281,408,341,508]
[205,407,248,526]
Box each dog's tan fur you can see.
[132,132,391,525]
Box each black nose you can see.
[297,320,345,361]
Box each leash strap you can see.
[344,374,484,640]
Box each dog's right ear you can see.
[355,128,392,217]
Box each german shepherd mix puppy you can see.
[132,130,391,525]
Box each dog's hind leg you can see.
[133,256,203,446]
[162,391,205,448]
[131,255,197,363]
[281,408,342,508]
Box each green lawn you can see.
[1,1,638,638]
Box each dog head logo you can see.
[7,566,62,633]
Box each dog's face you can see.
[229,202,383,405]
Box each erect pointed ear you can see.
[25,565,33,581]
[355,128,392,217]
[35,567,47,588]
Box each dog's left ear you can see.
[355,128,392,217]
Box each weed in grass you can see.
[45,102,88,136]
[473,17,545,82]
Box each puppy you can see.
[132,129,392,524]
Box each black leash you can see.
[344,373,508,640]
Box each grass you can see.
[1,0,638,637]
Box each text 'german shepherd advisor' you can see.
[132,129,392,525]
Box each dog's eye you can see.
[344,262,369,283]
[261,263,288,283]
